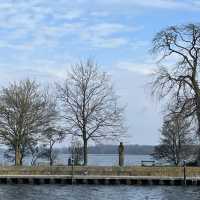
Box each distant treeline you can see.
[58,145,155,155]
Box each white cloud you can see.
[89,37,128,48]
[91,0,200,11]
[90,12,110,17]
[130,41,150,50]
[78,22,139,48]
[115,61,156,75]
[0,0,198,51]
[0,0,138,50]
[0,59,70,87]
[85,23,133,37]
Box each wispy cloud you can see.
[0,0,198,52]
[92,0,200,11]
[79,23,141,48]
[115,60,156,75]
[0,1,136,50]
[0,59,70,86]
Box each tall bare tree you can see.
[151,23,200,137]
[153,114,194,165]
[57,59,125,165]
[0,79,57,165]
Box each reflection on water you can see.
[0,185,200,200]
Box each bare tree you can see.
[37,93,64,166]
[69,138,84,165]
[0,79,57,165]
[42,127,64,166]
[57,59,125,165]
[29,144,46,166]
[151,23,200,137]
[153,114,194,165]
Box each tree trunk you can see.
[193,87,200,135]
[15,145,22,166]
[83,139,88,166]
[49,141,53,166]
[196,100,200,166]
[20,155,23,165]
[196,108,200,136]
[50,159,53,166]
[50,151,53,166]
[118,142,124,167]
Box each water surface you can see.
[0,185,199,200]
[0,154,153,166]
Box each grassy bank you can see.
[0,166,199,177]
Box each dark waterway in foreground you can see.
[0,185,200,200]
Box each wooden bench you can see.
[141,160,155,167]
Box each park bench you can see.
[141,160,155,167]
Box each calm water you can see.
[0,185,199,200]
[55,154,153,166]
[0,154,153,166]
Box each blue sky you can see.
[0,0,200,145]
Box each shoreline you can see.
[0,166,197,185]
[0,165,196,176]
[0,174,196,186]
